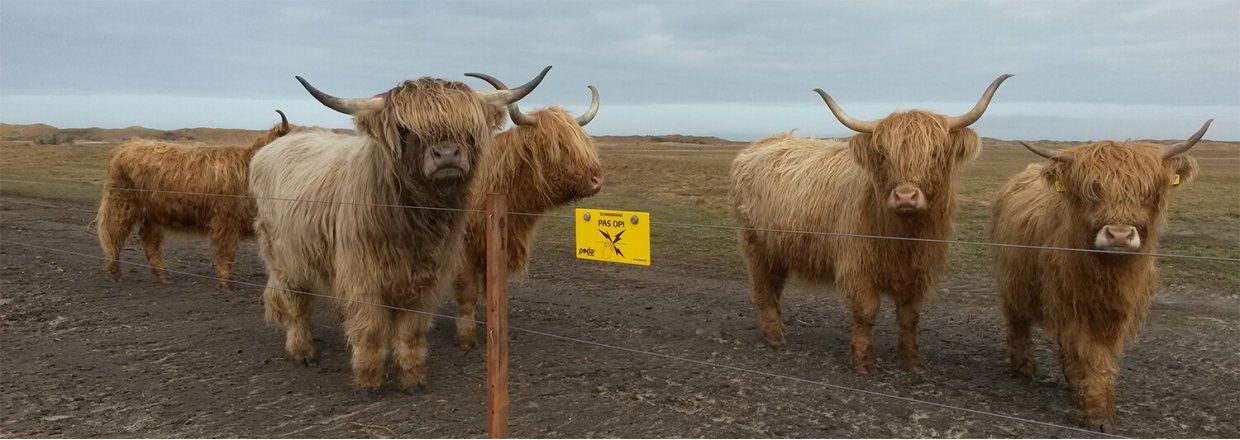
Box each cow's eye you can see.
[1086,181,1105,199]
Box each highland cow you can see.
[250,67,548,399]
[96,110,292,291]
[452,72,604,349]
[991,121,1212,432]
[730,75,1012,374]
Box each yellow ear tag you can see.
[1172,174,1181,186]
[1053,181,1064,192]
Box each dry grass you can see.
[0,141,115,202]
[536,138,1240,290]
[2,136,1237,290]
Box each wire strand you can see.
[0,178,488,215]
[0,198,101,214]
[2,177,1236,262]
[0,237,1126,438]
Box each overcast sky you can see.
[1,0,1238,141]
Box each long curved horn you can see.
[1017,141,1058,159]
[295,76,384,115]
[464,72,538,127]
[469,65,552,106]
[813,88,878,133]
[1162,119,1213,158]
[275,109,288,131]
[576,85,600,127]
[945,74,1015,129]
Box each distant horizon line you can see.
[3,120,1237,144]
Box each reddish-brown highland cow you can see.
[729,74,1013,374]
[250,67,549,399]
[991,120,1212,433]
[452,72,604,349]
[96,110,292,292]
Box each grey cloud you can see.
[1,0,1236,139]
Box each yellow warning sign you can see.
[574,208,650,266]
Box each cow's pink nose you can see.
[1095,224,1142,251]
[585,175,604,195]
[1104,225,1136,246]
[888,185,926,212]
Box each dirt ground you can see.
[1,195,1237,438]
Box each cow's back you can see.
[106,140,254,233]
[249,130,369,290]
[990,163,1063,251]
[730,132,867,281]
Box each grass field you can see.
[2,136,1237,290]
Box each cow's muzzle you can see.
[581,174,604,197]
[424,142,469,180]
[1094,224,1141,252]
[887,184,927,214]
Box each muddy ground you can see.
[1,195,1237,438]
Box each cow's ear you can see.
[1039,157,1069,193]
[1164,154,1199,187]
[848,134,880,169]
[949,128,981,162]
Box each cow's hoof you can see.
[899,355,925,374]
[404,384,429,396]
[853,360,875,376]
[457,337,478,351]
[902,362,925,375]
[1081,422,1114,434]
[300,357,319,368]
[357,389,381,402]
[762,335,785,349]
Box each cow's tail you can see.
[97,155,142,281]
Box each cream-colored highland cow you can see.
[452,72,604,349]
[730,75,1013,375]
[991,120,1211,433]
[96,110,292,292]
[249,67,549,399]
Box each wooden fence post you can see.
[485,193,509,439]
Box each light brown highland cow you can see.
[991,120,1211,433]
[252,68,548,399]
[730,75,1012,375]
[96,110,292,292]
[452,72,604,349]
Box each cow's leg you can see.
[1003,295,1038,379]
[263,275,315,366]
[208,222,240,292]
[453,262,482,350]
[138,222,169,284]
[997,250,1042,379]
[342,300,390,399]
[844,288,881,375]
[1062,336,1118,433]
[894,293,925,373]
[97,194,139,282]
[740,230,788,348]
[392,307,433,395]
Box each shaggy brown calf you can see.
[251,67,548,399]
[97,110,292,291]
[991,120,1211,432]
[730,75,1012,374]
[452,72,604,349]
